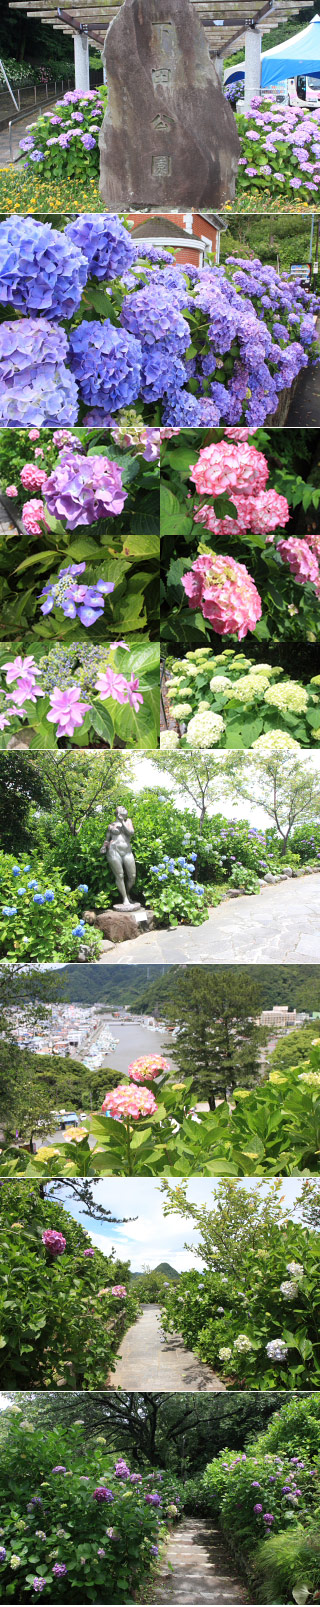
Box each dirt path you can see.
[155,1516,247,1604]
[109,1304,225,1392]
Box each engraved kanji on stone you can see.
[151,153,172,176]
[152,22,176,55]
[152,67,171,86]
[152,114,171,131]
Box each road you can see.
[109,1305,226,1392]
[98,873,320,965]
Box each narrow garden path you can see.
[109,1305,225,1392]
[155,1516,247,1604]
[100,873,320,964]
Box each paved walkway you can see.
[99,873,320,965]
[0,98,58,167]
[287,318,320,423]
[109,1305,225,1392]
[155,1517,246,1604]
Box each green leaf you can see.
[15,550,59,574]
[121,533,159,559]
[65,539,102,560]
[90,703,114,748]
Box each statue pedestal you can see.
[84,906,154,945]
[113,901,142,913]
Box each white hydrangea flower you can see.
[197,700,211,711]
[233,1333,253,1352]
[252,732,301,753]
[266,1339,288,1361]
[231,674,270,700]
[170,703,193,718]
[286,1262,304,1277]
[280,1281,299,1300]
[298,1071,320,1087]
[160,731,180,750]
[209,675,232,694]
[186,711,225,748]
[218,1347,232,1361]
[264,682,308,714]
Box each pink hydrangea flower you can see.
[22,499,46,536]
[190,441,268,498]
[128,1055,170,1083]
[42,1229,66,1257]
[95,668,130,705]
[111,1285,127,1297]
[5,484,18,497]
[194,489,289,538]
[182,552,262,640]
[101,1084,158,1120]
[277,537,320,592]
[47,686,91,739]
[5,655,41,686]
[20,462,48,493]
[28,429,40,440]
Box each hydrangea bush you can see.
[3,1042,320,1179]
[164,649,320,750]
[236,96,320,205]
[0,1409,182,1600]
[0,851,102,961]
[19,88,107,184]
[0,214,318,427]
[197,1398,320,1603]
[161,431,320,661]
[160,1231,320,1389]
[0,1184,138,1388]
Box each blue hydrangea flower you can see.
[0,319,79,427]
[2,906,17,916]
[39,563,114,627]
[0,216,88,319]
[28,880,38,890]
[44,891,55,902]
[34,894,45,905]
[72,923,85,937]
[66,213,137,281]
[69,320,142,414]
[78,883,89,893]
[17,887,26,896]
[12,867,21,876]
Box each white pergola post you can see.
[243,26,261,112]
[74,31,90,92]
[214,55,224,83]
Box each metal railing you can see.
[3,78,72,159]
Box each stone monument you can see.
[99,0,240,209]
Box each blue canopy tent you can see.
[261,14,320,87]
[224,16,320,91]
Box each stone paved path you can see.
[155,1517,247,1604]
[98,873,320,965]
[109,1305,225,1392]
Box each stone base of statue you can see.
[84,906,154,944]
[113,900,142,913]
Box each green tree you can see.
[161,1179,290,1278]
[221,753,320,856]
[30,752,133,839]
[269,1022,320,1073]
[151,753,225,828]
[0,755,50,853]
[299,1179,320,1232]
[161,967,266,1106]
[5,1390,285,1472]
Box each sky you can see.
[57,1178,305,1274]
[129,754,320,830]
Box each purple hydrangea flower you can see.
[39,562,114,626]
[66,213,137,280]
[0,319,78,426]
[92,1487,114,1503]
[0,216,88,319]
[44,451,126,528]
[52,1564,67,1578]
[69,320,142,414]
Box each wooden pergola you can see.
[9,0,314,99]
